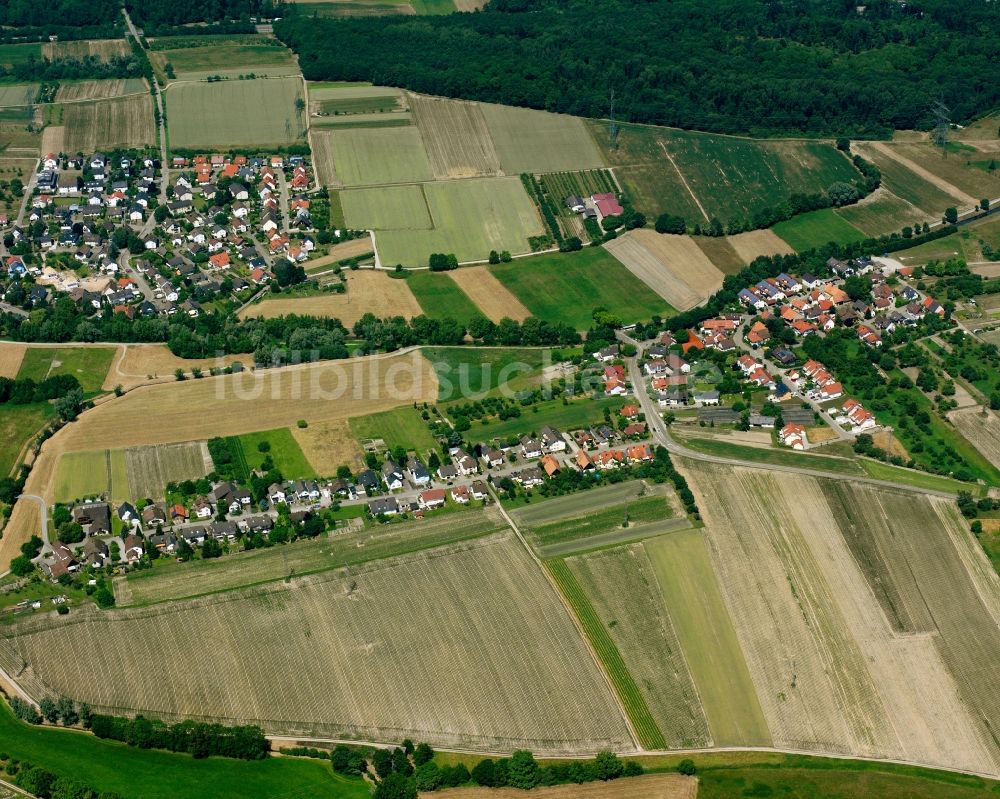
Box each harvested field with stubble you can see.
[726,229,795,263]
[447,267,530,322]
[604,230,723,311]
[423,774,697,799]
[0,342,26,378]
[62,94,155,151]
[55,78,147,102]
[291,418,363,474]
[60,350,437,453]
[950,407,1000,470]
[567,543,712,749]
[102,344,251,390]
[10,534,634,753]
[239,270,424,325]
[690,463,1000,776]
[409,94,501,179]
[124,442,213,501]
[42,39,129,61]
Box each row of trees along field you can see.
[276,0,1000,137]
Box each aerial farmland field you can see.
[124,442,212,501]
[340,184,431,229]
[852,142,962,216]
[489,247,673,329]
[348,405,437,453]
[403,270,482,323]
[17,346,116,394]
[165,77,306,149]
[374,176,544,265]
[316,126,433,187]
[0,84,37,107]
[834,190,925,237]
[479,102,606,174]
[12,535,634,753]
[42,39,129,61]
[409,93,502,178]
[889,141,999,202]
[62,94,156,151]
[149,37,299,81]
[689,463,1000,775]
[603,230,724,311]
[52,449,128,504]
[447,266,531,322]
[725,229,796,263]
[772,208,867,252]
[0,43,42,68]
[55,78,148,102]
[0,404,51,477]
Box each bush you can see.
[677,758,697,776]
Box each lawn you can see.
[165,77,306,149]
[237,428,316,480]
[404,270,482,324]
[489,247,673,329]
[772,208,867,252]
[0,403,51,476]
[0,701,367,799]
[679,436,865,475]
[467,396,622,442]
[348,405,438,454]
[375,176,545,266]
[17,347,116,394]
[425,346,557,401]
[645,530,771,746]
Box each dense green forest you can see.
[0,0,120,28]
[277,0,1000,137]
[125,0,277,27]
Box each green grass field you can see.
[679,436,865,475]
[835,193,923,237]
[858,147,957,216]
[489,247,673,329]
[237,428,316,480]
[341,184,431,230]
[0,403,51,477]
[17,347,116,394]
[547,559,666,749]
[0,83,38,107]
[52,449,128,504]
[467,396,622,442]
[404,271,482,324]
[891,142,1000,200]
[858,459,974,495]
[479,102,606,174]
[426,346,556,401]
[530,495,672,546]
[150,38,299,81]
[165,77,306,149]
[645,530,771,746]
[324,126,433,187]
[772,208,867,252]
[0,700,366,799]
[0,43,41,67]
[375,177,544,266]
[349,406,438,454]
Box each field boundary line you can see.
[658,141,708,221]
[488,486,643,751]
[866,141,977,206]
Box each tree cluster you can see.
[89,715,268,760]
[0,373,80,406]
[276,0,1000,138]
[126,0,278,26]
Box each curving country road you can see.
[618,331,962,499]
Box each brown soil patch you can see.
[870,429,909,459]
[448,266,530,322]
[63,94,156,152]
[40,126,65,156]
[102,344,251,391]
[239,270,423,326]
[291,418,364,475]
[806,425,840,444]
[950,407,1000,470]
[603,229,723,311]
[0,341,26,378]
[727,229,795,262]
[426,775,697,799]
[56,79,146,102]
[692,235,745,275]
[971,262,1000,279]
[42,39,129,62]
